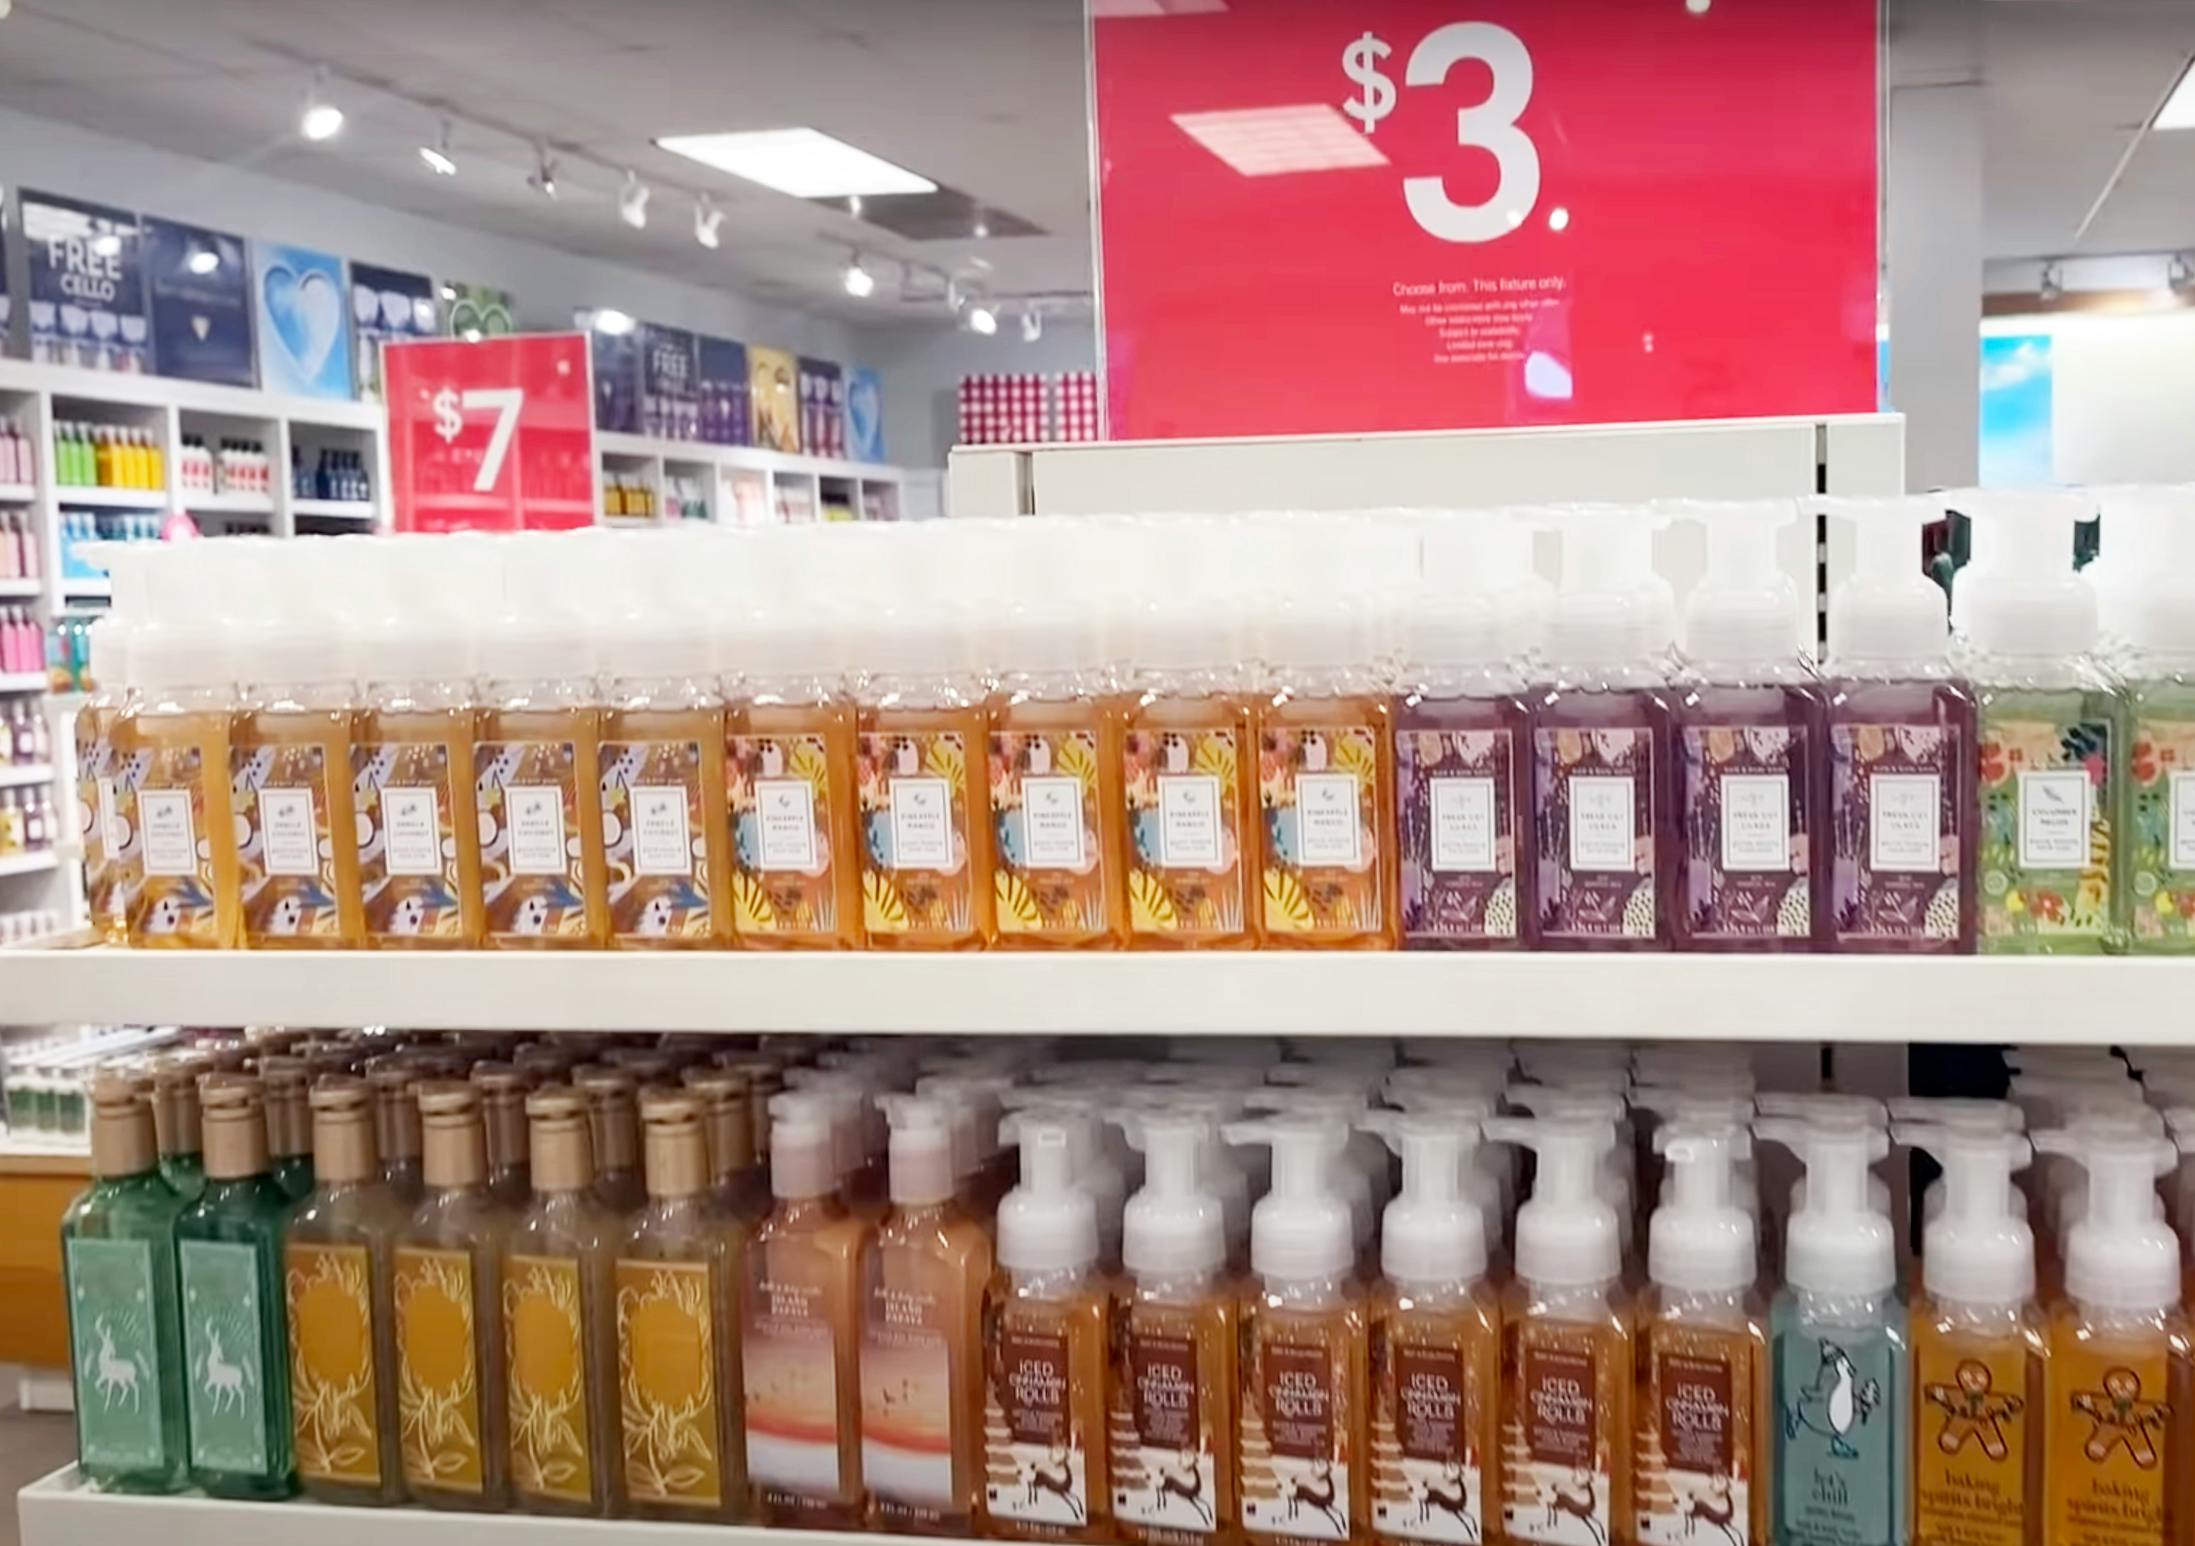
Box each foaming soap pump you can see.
[1636,1125,1768,1546]
[1669,500,1829,951]
[1819,497,1977,954]
[1894,1124,2041,1546]
[1111,1112,1240,1546]
[1481,1116,1632,1546]
[1224,1116,1372,1546]
[1753,1119,1908,1546]
[1360,1114,1499,1546]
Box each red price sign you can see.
[1092,0,1878,440]
[384,333,596,532]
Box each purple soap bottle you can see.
[1529,507,1678,949]
[1820,496,1977,953]
[1669,500,1830,952]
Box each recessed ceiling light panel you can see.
[2155,58,2195,130]
[654,129,937,198]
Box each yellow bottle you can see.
[356,674,482,948]
[76,621,130,944]
[95,426,116,488]
[118,657,239,948]
[232,668,363,949]
[858,638,994,949]
[986,646,1129,949]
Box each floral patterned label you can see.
[859,730,976,937]
[76,713,110,915]
[354,742,465,941]
[475,740,591,939]
[233,740,345,940]
[618,1259,725,1508]
[600,739,713,941]
[1534,727,1661,940]
[132,744,222,942]
[1125,725,1246,938]
[1397,727,1518,942]
[505,1254,594,1503]
[729,732,841,939]
[1678,724,1813,940]
[98,738,146,926]
[287,1243,382,1485]
[990,727,1109,936]
[1978,715,2113,942]
[2129,717,2195,943]
[1259,723,1385,937]
[394,1247,485,1493]
[1830,722,1966,944]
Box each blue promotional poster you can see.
[253,241,353,399]
[641,323,698,440]
[696,335,750,446]
[351,263,437,403]
[846,366,886,463]
[22,192,149,372]
[144,220,255,388]
[591,324,642,434]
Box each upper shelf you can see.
[0,358,383,431]
[596,429,902,485]
[0,943,2174,1036]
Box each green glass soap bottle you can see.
[2100,488,2195,953]
[174,1075,299,1498]
[260,1056,315,1201]
[150,1052,208,1202]
[62,1073,190,1493]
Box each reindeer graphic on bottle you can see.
[180,1242,271,1474]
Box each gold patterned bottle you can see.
[599,630,731,948]
[231,669,363,948]
[395,1084,512,1511]
[986,654,1130,949]
[615,1091,747,1522]
[857,642,994,949]
[287,1077,407,1504]
[355,673,482,949]
[503,1088,620,1517]
[118,660,240,949]
[77,620,130,944]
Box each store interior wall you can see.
[861,318,1098,468]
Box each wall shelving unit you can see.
[596,428,904,526]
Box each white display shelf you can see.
[58,580,110,601]
[596,429,904,489]
[291,497,378,522]
[181,490,273,516]
[52,486,166,510]
[0,578,41,599]
[0,483,36,502]
[0,853,57,879]
[0,358,382,432]
[0,673,48,693]
[0,764,54,789]
[0,943,2175,1037]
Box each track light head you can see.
[695,199,724,249]
[966,303,999,336]
[300,68,344,142]
[1020,307,1043,343]
[528,145,559,199]
[419,121,457,176]
[618,170,650,230]
[2039,261,2064,304]
[842,255,876,298]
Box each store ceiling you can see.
[0,0,1096,322]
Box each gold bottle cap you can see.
[258,1055,310,1160]
[200,1074,270,1180]
[525,1087,596,1193]
[88,1075,157,1178]
[711,1055,784,1163]
[512,1042,578,1080]
[149,1052,208,1158]
[308,1075,381,1185]
[417,1081,487,1191]
[573,1065,640,1176]
[680,1068,754,1184]
[639,1090,709,1200]
[602,1047,680,1083]
[471,1061,534,1176]
[365,1055,423,1162]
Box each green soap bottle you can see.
[61,1074,190,1493]
[261,1056,315,1201]
[151,1052,208,1201]
[175,1075,299,1498]
[2102,487,2195,951]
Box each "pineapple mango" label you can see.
[287,1243,383,1485]
[619,1258,724,1508]
[505,1254,594,1504]
[394,1247,485,1493]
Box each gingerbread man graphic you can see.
[1923,1359,2024,1459]
[2071,1366,2170,1467]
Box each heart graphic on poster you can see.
[847,373,881,459]
[191,316,211,342]
[263,264,340,380]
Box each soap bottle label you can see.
[728,731,842,939]
[76,717,110,903]
[1125,726,1247,938]
[616,1258,723,1508]
[505,1255,596,1505]
[1397,728,1519,943]
[988,1320,1091,1527]
[1830,722,1965,943]
[1978,716,2113,942]
[1505,1342,1609,1545]
[1638,1344,1750,1546]
[2128,716,2195,945]
[1259,724,1385,937]
[233,742,344,939]
[355,743,465,940]
[1116,1325,1217,1536]
[744,1245,845,1511]
[134,746,221,941]
[600,738,713,941]
[66,1238,170,1470]
[1535,727,1660,940]
[990,727,1109,937]
[1914,1336,2028,1546]
[179,1239,271,1473]
[394,1247,486,1492]
[286,1243,383,1485]
[1679,724,1813,939]
[1772,1325,1900,1546]
[475,739,591,939]
[2047,1341,2169,1546]
[101,751,145,923]
[859,730,977,936]
[1243,1337,1352,1541]
[1372,1339,1483,1545]
[861,1248,956,1525]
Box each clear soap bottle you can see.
[286,1076,407,1504]
[259,1056,315,1201]
[503,1087,620,1517]
[573,1065,647,1214]
[472,1062,534,1209]
[682,1067,768,1223]
[175,1076,298,1498]
[366,1057,424,1207]
[61,1075,189,1493]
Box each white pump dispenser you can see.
[997,1111,1100,1276]
[1754,1118,1896,1296]
[1822,496,1954,667]
[1897,1125,2034,1305]
[1002,1091,1126,1267]
[1506,1087,1634,1255]
[1245,1087,1386,1254]
[1362,1111,1489,1286]
[1482,1116,1621,1289]
[2032,1128,2179,1311]
[1223,1116,1356,1285]
[1648,1125,1757,1294]
[1672,499,1808,668]
[1540,504,1674,677]
[1121,1112,1226,1280]
[1952,489,2099,660]
[876,1093,957,1207]
[767,1090,841,1200]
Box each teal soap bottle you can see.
[61,1075,190,1493]
[174,1076,299,1499]
[1757,1117,1910,1546]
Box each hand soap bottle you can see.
[862,1093,994,1534]
[1225,1115,1372,1546]
[682,1067,768,1222]
[1634,1124,1767,1546]
[1111,1110,1240,1546]
[1819,497,1977,952]
[366,1057,424,1206]
[259,1057,314,1201]
[472,1062,533,1208]
[78,616,133,945]
[1363,1113,1500,1546]
[150,1051,208,1202]
[1956,490,2126,952]
[2033,1127,2191,1546]
[62,1074,189,1493]
[744,1091,868,1527]
[1483,1115,1634,1546]
[573,1065,647,1214]
[1894,1123,2042,1546]
[1670,500,1829,951]
[2100,487,2195,952]
[984,1111,1114,1542]
[285,1076,407,1505]
[1756,1117,1909,1546]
